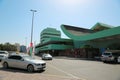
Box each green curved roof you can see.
[91,22,114,31]
[61,24,120,41]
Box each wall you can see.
[73,39,120,49]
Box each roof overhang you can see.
[36,37,73,48]
[91,22,114,31]
[61,24,120,41]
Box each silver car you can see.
[101,50,120,63]
[42,54,52,60]
[118,56,120,63]
[0,51,9,61]
[1,53,46,72]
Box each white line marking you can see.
[48,63,86,80]
[42,74,78,79]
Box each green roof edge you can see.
[91,22,114,30]
[61,24,120,41]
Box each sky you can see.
[0,0,120,46]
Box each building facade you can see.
[36,28,73,56]
[36,23,120,58]
[20,45,27,53]
[40,28,61,43]
[61,22,120,49]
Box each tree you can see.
[0,42,17,51]
[0,44,3,50]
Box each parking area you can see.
[0,56,120,80]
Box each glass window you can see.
[8,55,22,60]
[8,56,15,59]
[15,56,22,60]
[103,53,111,55]
[0,52,7,54]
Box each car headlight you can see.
[34,64,41,66]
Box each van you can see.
[101,50,120,63]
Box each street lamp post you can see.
[30,9,37,56]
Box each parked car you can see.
[101,50,120,63]
[0,51,9,61]
[42,53,52,60]
[118,56,120,63]
[1,53,46,72]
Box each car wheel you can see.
[114,58,118,63]
[3,62,8,69]
[27,65,34,72]
[103,61,106,63]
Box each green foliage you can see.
[0,42,17,51]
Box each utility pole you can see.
[29,9,37,56]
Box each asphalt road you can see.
[0,56,120,80]
[44,57,120,80]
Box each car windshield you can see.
[45,54,49,56]
[0,52,7,54]
[104,53,111,55]
[43,54,51,57]
[23,56,34,60]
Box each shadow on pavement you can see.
[54,56,101,61]
[54,56,120,65]
[0,67,45,74]
[103,62,120,65]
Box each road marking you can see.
[48,63,87,80]
[42,74,79,79]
